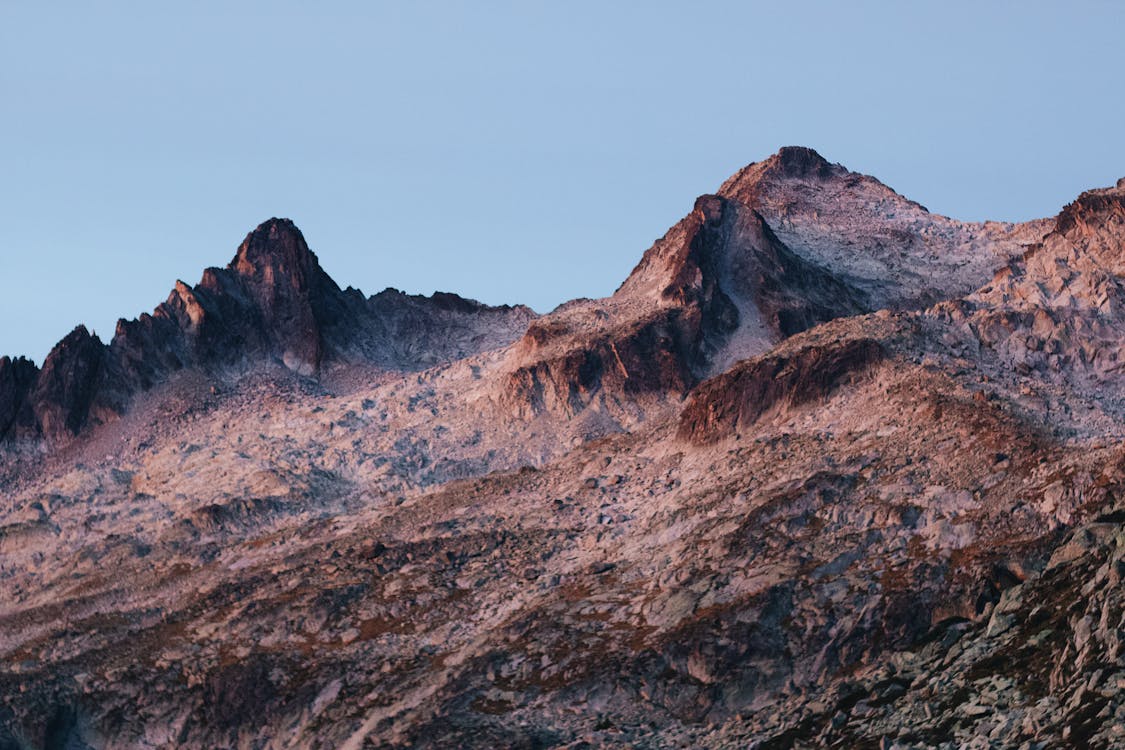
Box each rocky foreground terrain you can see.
[3,147,1125,748]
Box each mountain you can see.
[0,218,534,444]
[719,147,1051,310]
[3,148,1125,749]
[495,146,1041,427]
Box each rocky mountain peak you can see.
[768,145,839,179]
[717,146,848,205]
[0,218,537,443]
[715,147,1050,311]
[231,217,319,289]
[32,325,107,438]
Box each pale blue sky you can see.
[3,2,1124,364]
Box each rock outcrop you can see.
[28,326,111,439]
[679,333,886,444]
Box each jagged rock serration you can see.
[0,218,535,444]
[3,148,1125,749]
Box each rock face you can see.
[499,190,870,422]
[29,326,110,439]
[678,333,886,444]
[8,148,1125,749]
[0,357,37,437]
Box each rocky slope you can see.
[4,148,1125,749]
[719,147,1051,311]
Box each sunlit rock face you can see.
[5,149,1125,749]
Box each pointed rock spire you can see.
[231,217,319,290]
[33,326,108,437]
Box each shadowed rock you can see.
[0,356,38,438]
[501,192,869,419]
[678,336,885,443]
[31,326,108,439]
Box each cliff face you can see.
[7,149,1125,750]
[677,334,886,444]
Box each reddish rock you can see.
[501,192,868,420]
[678,336,885,443]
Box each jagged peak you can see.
[0,354,37,373]
[37,326,105,375]
[52,325,100,350]
[230,217,319,281]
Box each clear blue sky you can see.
[3,2,1124,364]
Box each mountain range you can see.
[3,147,1125,749]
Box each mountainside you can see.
[4,148,1125,749]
